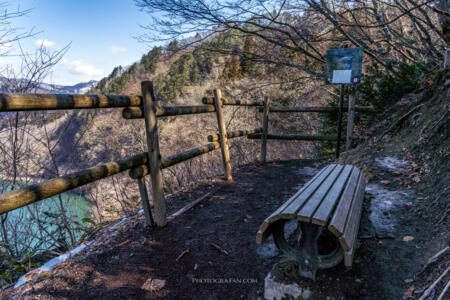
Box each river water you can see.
[0,180,90,254]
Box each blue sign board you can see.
[326,47,363,84]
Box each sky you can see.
[1,0,158,85]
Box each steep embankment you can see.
[339,71,449,298]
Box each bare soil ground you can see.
[3,149,447,299]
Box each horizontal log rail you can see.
[162,142,220,169]
[0,93,142,111]
[202,97,264,106]
[208,128,262,142]
[129,142,221,179]
[0,84,368,227]
[247,133,340,141]
[0,153,148,214]
[258,106,376,113]
[122,104,216,119]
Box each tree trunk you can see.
[436,0,450,69]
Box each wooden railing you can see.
[250,95,376,161]
[0,81,263,227]
[0,80,376,229]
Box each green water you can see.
[0,180,90,254]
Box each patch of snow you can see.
[295,167,319,177]
[256,220,299,259]
[265,273,312,300]
[14,241,92,288]
[12,273,29,289]
[39,242,91,272]
[375,157,410,173]
[110,216,130,229]
[256,236,280,259]
[366,184,412,234]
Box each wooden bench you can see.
[256,164,366,280]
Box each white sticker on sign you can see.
[332,70,352,84]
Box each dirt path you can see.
[3,158,441,299]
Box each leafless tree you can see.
[0,3,35,59]
[433,0,449,68]
[0,4,87,286]
[1,40,69,245]
[135,0,446,72]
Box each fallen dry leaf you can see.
[380,180,391,185]
[141,278,166,292]
[402,284,414,299]
[402,236,414,242]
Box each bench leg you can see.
[272,220,343,280]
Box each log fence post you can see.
[141,81,167,227]
[136,176,154,227]
[261,96,270,163]
[213,89,232,181]
[346,95,355,151]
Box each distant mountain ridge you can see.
[38,80,98,94]
[0,78,98,94]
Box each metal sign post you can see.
[325,47,363,158]
[336,85,344,158]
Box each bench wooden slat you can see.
[327,167,361,237]
[297,164,345,222]
[256,165,331,244]
[311,165,354,226]
[280,164,337,219]
[256,229,270,244]
[338,174,366,251]
[344,248,355,268]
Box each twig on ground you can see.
[167,188,219,222]
[176,249,190,261]
[426,111,448,138]
[437,279,450,300]
[438,209,450,224]
[379,104,424,140]
[427,246,450,265]
[211,242,229,256]
[117,239,131,248]
[418,266,450,300]
[419,246,449,274]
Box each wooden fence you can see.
[0,81,375,228]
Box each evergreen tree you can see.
[241,35,253,73]
[140,46,162,73]
[166,40,179,55]
[222,56,242,81]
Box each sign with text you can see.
[326,47,363,84]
